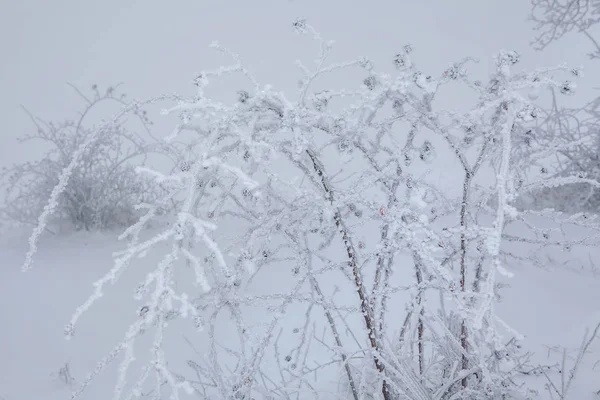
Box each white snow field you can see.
[1,225,599,399]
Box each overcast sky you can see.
[1,0,595,168]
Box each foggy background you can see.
[1,0,595,170]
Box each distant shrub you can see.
[1,85,170,232]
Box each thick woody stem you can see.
[415,258,425,377]
[306,149,392,400]
[460,170,472,388]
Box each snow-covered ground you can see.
[1,226,598,400]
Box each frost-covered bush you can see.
[22,21,600,400]
[1,85,170,231]
[513,93,600,213]
[525,0,600,214]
